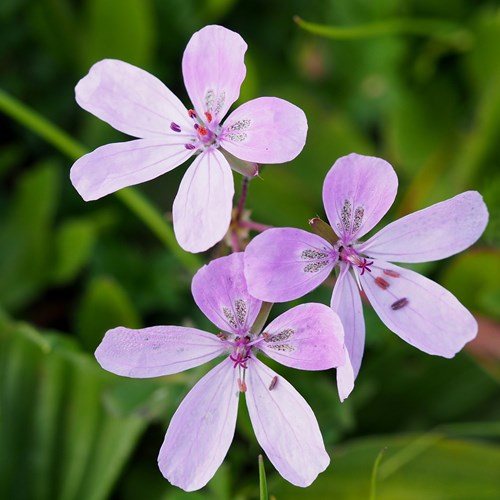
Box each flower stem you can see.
[0,87,201,273]
[239,220,272,232]
[235,176,250,222]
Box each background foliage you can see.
[1,0,500,499]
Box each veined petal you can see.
[220,97,307,164]
[95,326,226,378]
[172,149,234,253]
[244,228,337,303]
[182,25,247,121]
[356,191,489,263]
[192,253,262,335]
[359,260,477,357]
[260,303,344,370]
[70,139,193,201]
[323,153,398,243]
[331,264,365,402]
[245,358,329,487]
[76,59,191,139]
[158,358,239,491]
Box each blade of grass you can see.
[0,88,201,273]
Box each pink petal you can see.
[95,326,226,377]
[220,97,307,164]
[76,59,191,139]
[322,153,398,243]
[260,303,344,370]
[331,265,365,402]
[158,358,239,491]
[245,358,329,487]
[192,253,262,335]
[70,139,193,201]
[244,228,337,302]
[182,25,247,121]
[358,260,478,357]
[172,149,234,253]
[356,191,489,263]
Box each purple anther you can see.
[185,143,196,150]
[170,122,181,133]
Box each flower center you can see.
[229,335,252,369]
[170,108,221,151]
[339,245,374,275]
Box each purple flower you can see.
[70,25,307,253]
[95,253,344,491]
[244,153,489,401]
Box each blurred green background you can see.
[1,0,500,499]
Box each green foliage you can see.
[271,433,500,499]
[1,0,500,498]
[0,311,165,500]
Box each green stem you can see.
[294,16,472,49]
[369,447,386,500]
[258,454,268,500]
[0,87,201,273]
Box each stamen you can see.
[391,298,409,310]
[197,126,208,136]
[188,109,197,119]
[217,332,228,341]
[375,277,390,289]
[170,122,181,133]
[383,269,400,278]
[357,258,373,275]
[184,143,196,150]
[204,111,213,123]
[269,376,278,391]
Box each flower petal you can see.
[356,191,489,263]
[70,139,193,201]
[220,97,307,164]
[192,253,262,335]
[182,25,247,121]
[158,358,239,491]
[76,59,191,138]
[323,153,398,243]
[172,149,234,253]
[95,326,226,377]
[245,358,330,487]
[244,228,337,302]
[259,303,344,370]
[359,260,477,357]
[331,265,365,402]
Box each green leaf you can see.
[0,311,154,500]
[0,161,60,311]
[74,276,141,352]
[51,218,97,285]
[271,433,500,499]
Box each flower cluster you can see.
[73,25,489,493]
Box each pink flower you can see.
[95,253,344,491]
[70,25,307,253]
[244,153,489,402]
